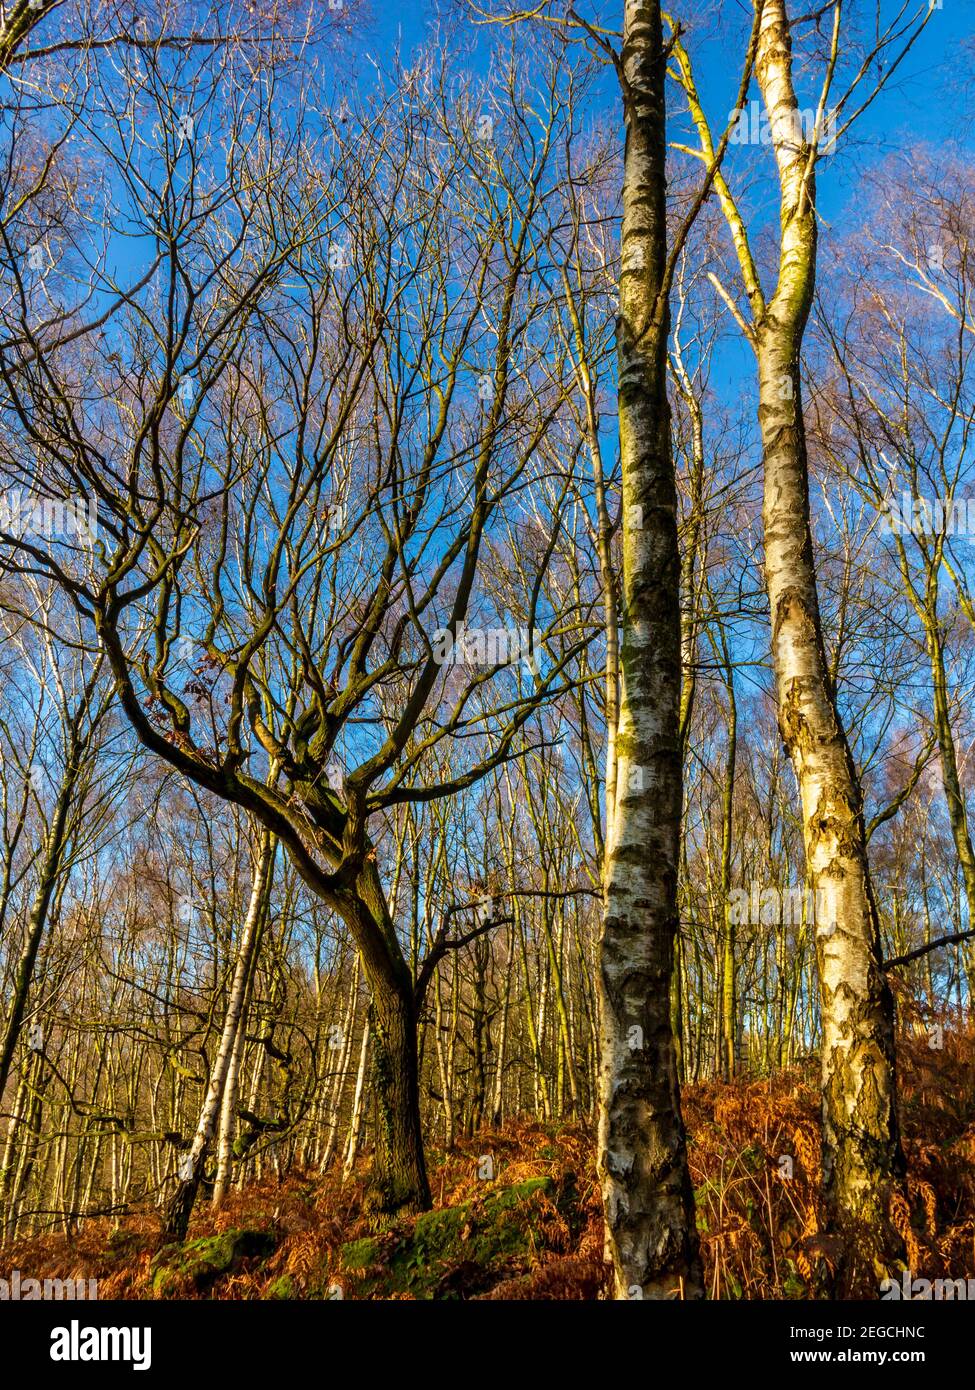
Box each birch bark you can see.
[597,0,702,1301]
[751,0,903,1275]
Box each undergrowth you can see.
[5,1019,973,1300]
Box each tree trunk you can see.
[597,0,702,1301]
[719,655,737,1081]
[753,0,904,1285]
[342,1013,370,1181]
[342,863,431,1215]
[318,956,360,1174]
[365,982,429,1214]
[163,829,274,1241]
[0,673,98,1108]
[211,1014,247,1209]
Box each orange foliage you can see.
[4,1019,974,1300]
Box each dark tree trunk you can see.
[597,0,702,1300]
[366,982,430,1215]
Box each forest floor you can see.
[6,1016,975,1300]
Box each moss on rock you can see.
[341,1236,382,1270]
[337,1175,572,1299]
[150,1227,277,1297]
[264,1274,297,1300]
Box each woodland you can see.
[0,0,974,1304]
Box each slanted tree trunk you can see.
[597,0,702,1301]
[318,956,361,1175]
[490,924,512,1126]
[342,1013,370,1181]
[0,667,101,1110]
[717,640,737,1082]
[164,829,274,1240]
[912,569,975,932]
[0,779,73,1107]
[752,0,903,1282]
[0,0,55,76]
[210,1016,246,1210]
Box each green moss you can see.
[150,1227,277,1298]
[338,1175,566,1300]
[264,1275,296,1300]
[340,1237,381,1269]
[106,1228,142,1262]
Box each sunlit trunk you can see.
[597,0,702,1301]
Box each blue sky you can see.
[357,1,972,225]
